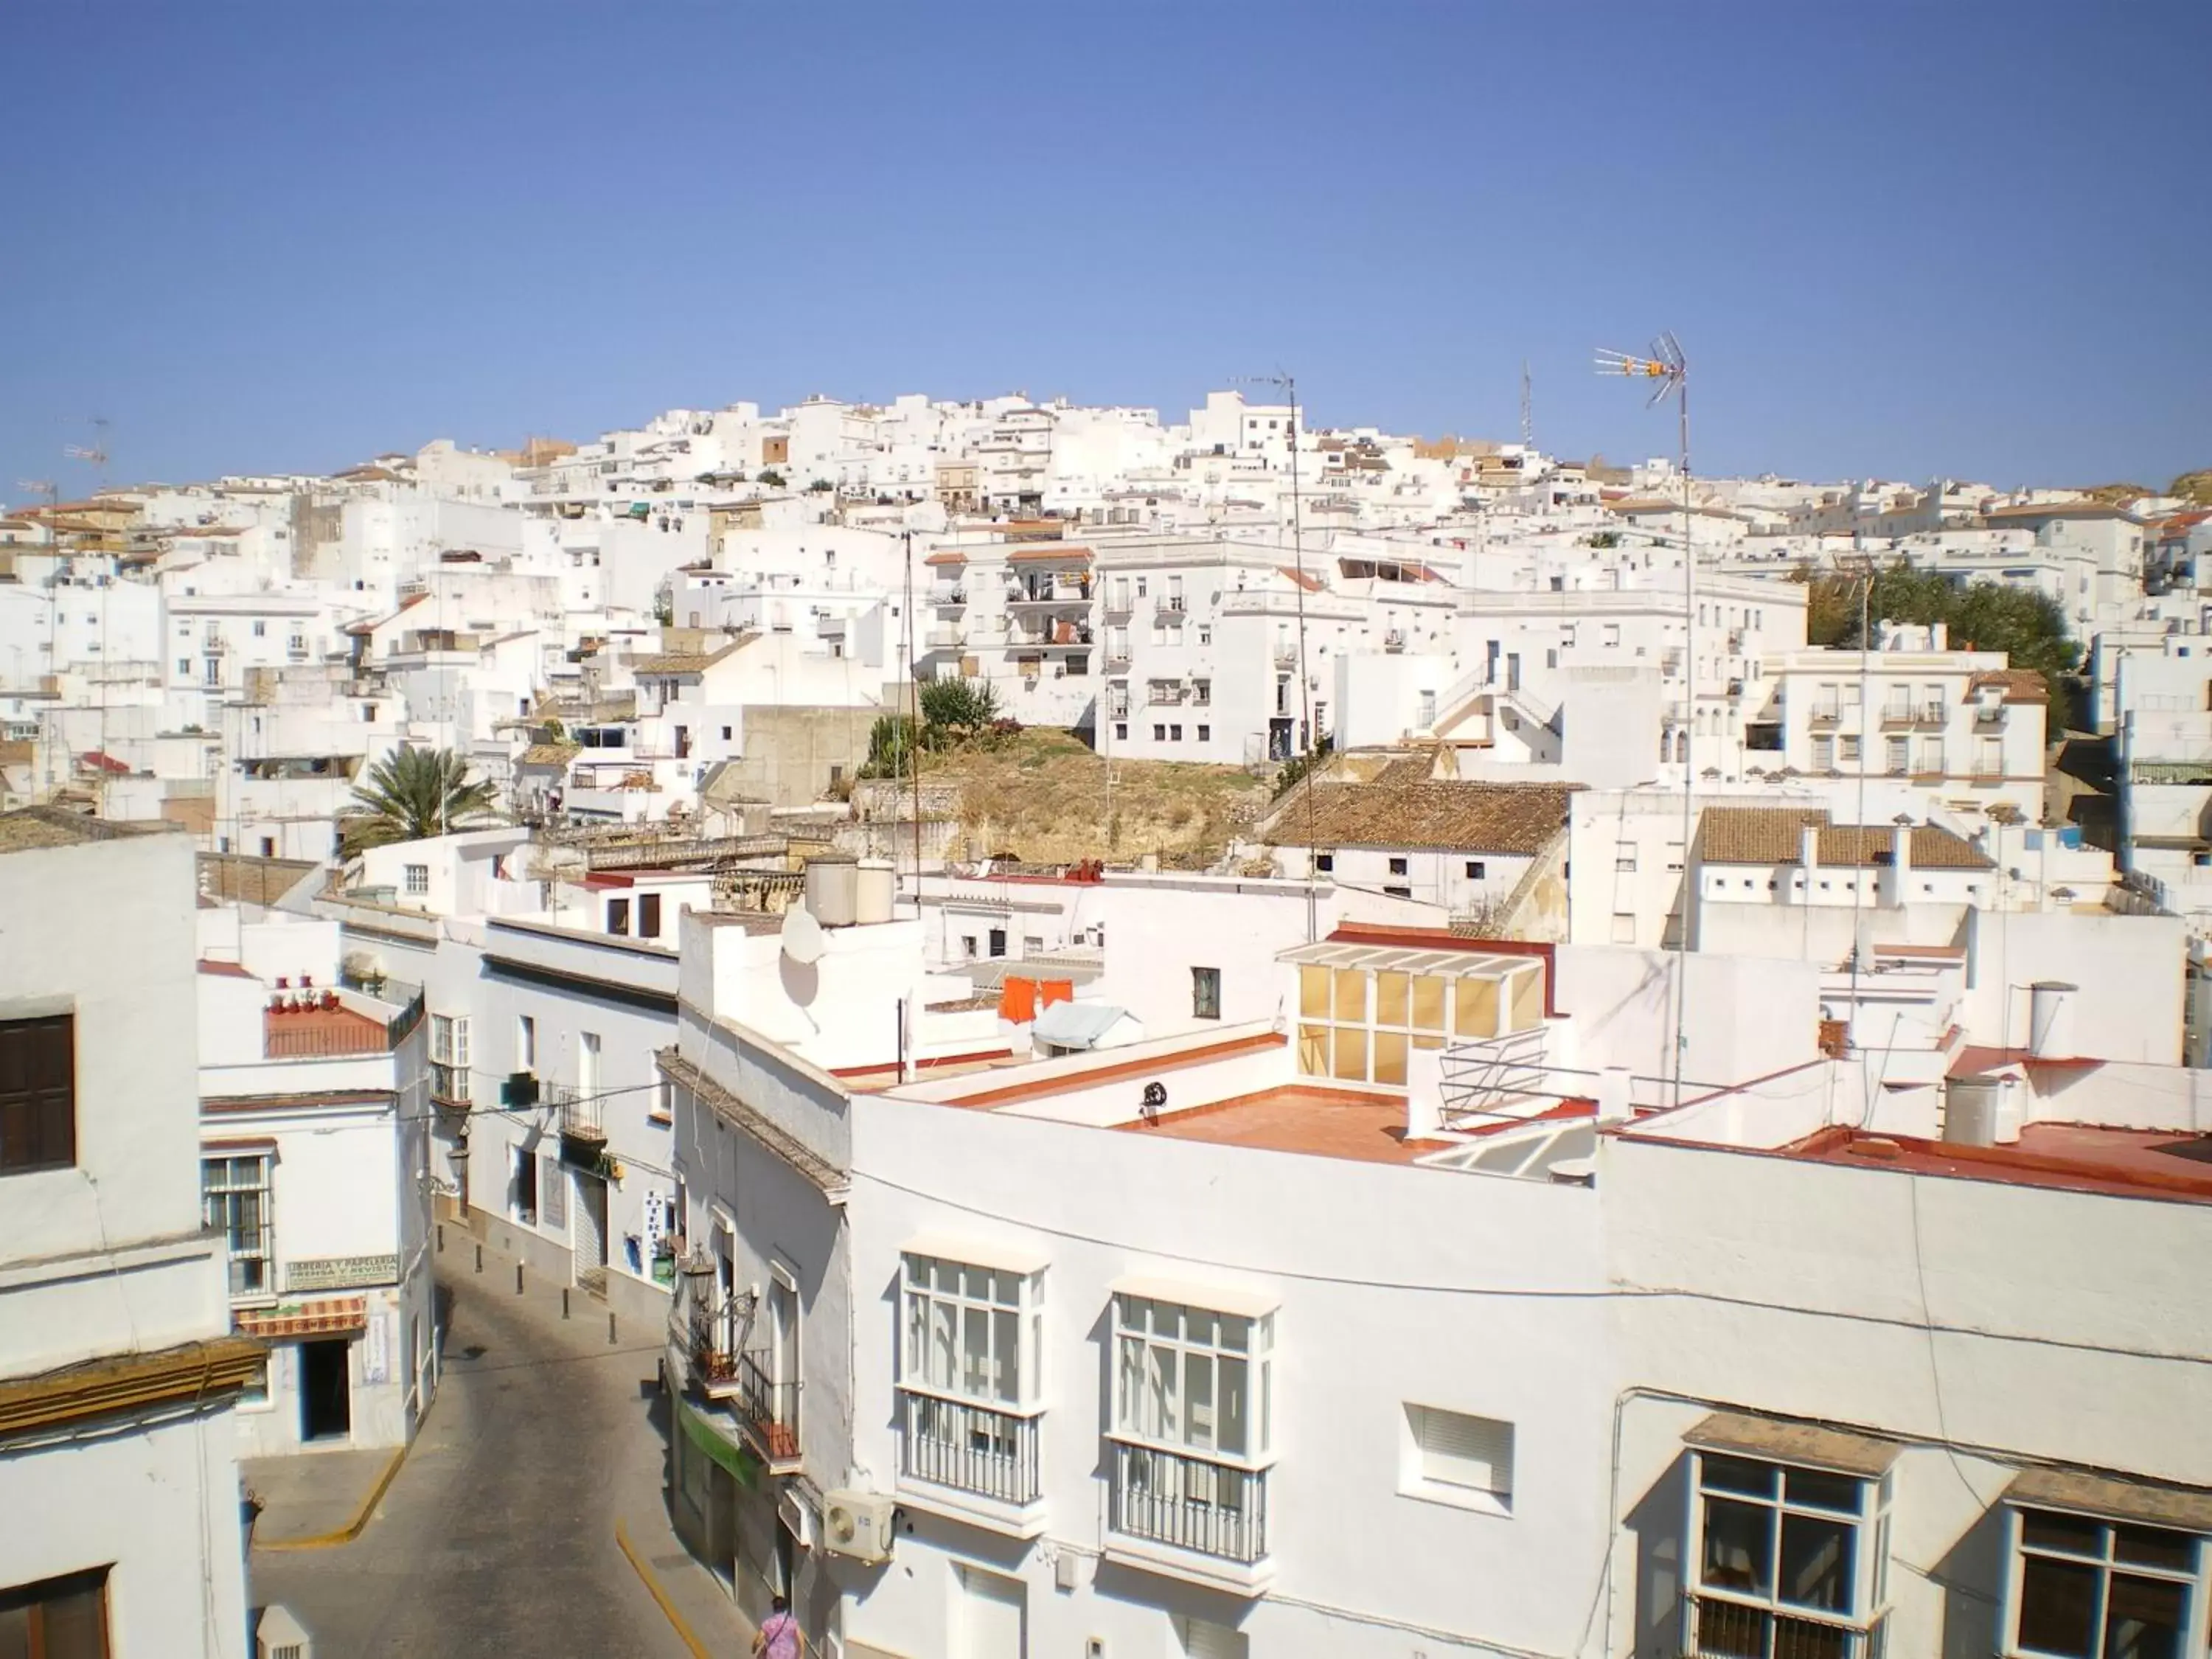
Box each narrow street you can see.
[249,1264,700,1657]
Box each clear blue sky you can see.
[6,1,2207,499]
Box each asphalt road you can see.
[251,1270,694,1658]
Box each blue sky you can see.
[5,1,2207,498]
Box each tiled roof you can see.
[1983,501,2132,521]
[1265,779,1574,853]
[1969,668,2049,705]
[630,642,740,675]
[1699,807,1994,871]
[518,742,580,766]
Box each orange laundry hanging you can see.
[1000,976,1037,1023]
[1039,979,1074,1009]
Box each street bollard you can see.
[608,1312,617,1346]
[515,1264,524,1295]
[475,1243,482,1273]
[562,1288,570,1320]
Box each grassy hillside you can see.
[921,728,1270,866]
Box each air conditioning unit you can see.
[821,1489,896,1565]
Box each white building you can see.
[193,907,437,1455]
[0,810,259,1658]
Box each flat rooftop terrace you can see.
[1787,1122,2212,1204]
[1113,1084,1447,1165]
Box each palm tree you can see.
[342,748,499,852]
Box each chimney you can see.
[1930,620,1948,651]
[1882,821,1913,908]
[1798,823,1821,900]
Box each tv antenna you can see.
[1597,333,1692,1109]
[1520,360,1532,449]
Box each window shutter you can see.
[0,1014,75,1172]
[1413,1405,1513,1496]
[542,1155,566,1231]
[1177,1616,1250,1659]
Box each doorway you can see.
[575,1172,609,1273]
[299,1339,352,1442]
[953,1564,1025,1659]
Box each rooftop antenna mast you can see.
[1596,333,1691,1107]
[1237,371,1315,942]
[17,480,60,797]
[1520,360,1532,450]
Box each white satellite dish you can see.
[781,903,826,966]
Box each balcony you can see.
[1157,595,1187,615]
[1877,705,1917,729]
[930,587,969,609]
[898,1392,1045,1534]
[1272,645,1298,667]
[1106,1442,1270,1593]
[926,627,967,650]
[1808,708,1843,728]
[1681,1592,1885,1659]
[1915,703,1947,727]
[553,1082,604,1146]
[1975,705,2006,727]
[1382,630,1406,653]
[731,1349,801,1467]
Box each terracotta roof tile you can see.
[1265,779,1574,854]
[1699,807,1993,871]
[1969,668,2048,705]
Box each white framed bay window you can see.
[897,1237,1046,1513]
[2001,1468,2212,1659]
[1107,1279,1276,1568]
[1681,1413,1896,1659]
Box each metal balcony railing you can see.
[1109,1442,1267,1564]
[734,1349,800,1464]
[900,1393,1041,1505]
[1681,1591,1882,1659]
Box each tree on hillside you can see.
[919,676,1000,731]
[342,748,499,852]
[860,714,922,780]
[1798,560,2081,729]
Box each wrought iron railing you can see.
[734,1349,799,1461]
[1109,1442,1267,1564]
[1681,1591,1882,1659]
[900,1393,1040,1505]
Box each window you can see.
[1197,625,1212,645]
[202,1155,272,1297]
[1612,913,1638,944]
[1192,967,1222,1020]
[1466,860,1486,880]
[1385,886,1413,900]
[2006,1503,2208,1659]
[1418,689,1438,728]
[1839,735,1861,764]
[0,1015,75,1175]
[517,1015,536,1073]
[1886,737,1910,775]
[900,1253,1040,1409]
[1388,855,1409,876]
[721,725,733,741]
[403,863,428,896]
[608,897,630,935]
[1812,735,1834,772]
[1616,851,1638,873]
[1197,725,1211,742]
[1404,1405,1514,1511]
[510,1147,538,1225]
[1115,723,1127,742]
[1113,1294,1272,1461]
[0,1566,109,1658]
[252,619,266,637]
[579,1030,601,1099]
[430,1015,470,1104]
[1169,724,1183,742]
[1153,724,1166,742]
[639,892,662,938]
[1315,852,1335,872]
[1686,1448,1890,1658]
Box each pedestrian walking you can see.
[752,1595,800,1659]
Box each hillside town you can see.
[4,386,2211,1659]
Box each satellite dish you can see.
[782,903,826,966]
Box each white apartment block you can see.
[0,813,259,1659]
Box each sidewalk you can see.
[458,1228,751,1658]
[245,1447,403,1548]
